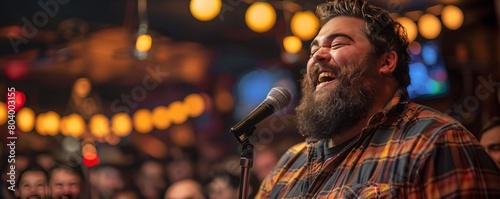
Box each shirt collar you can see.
[366,87,409,128]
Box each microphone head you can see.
[265,87,291,112]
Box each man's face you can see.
[480,126,500,167]
[137,161,166,199]
[207,177,237,199]
[17,171,48,199]
[49,169,81,199]
[296,16,382,139]
[90,167,124,198]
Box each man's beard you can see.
[295,57,376,140]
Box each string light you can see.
[190,0,222,21]
[441,5,463,30]
[245,2,276,33]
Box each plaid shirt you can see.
[256,89,500,198]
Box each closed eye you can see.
[331,43,347,49]
[310,48,319,57]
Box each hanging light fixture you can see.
[135,0,152,60]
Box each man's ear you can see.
[378,51,398,76]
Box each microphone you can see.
[231,87,291,143]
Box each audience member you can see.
[164,179,206,199]
[165,147,198,184]
[49,163,83,199]
[15,165,48,199]
[480,117,500,167]
[89,164,125,199]
[134,159,167,199]
[111,190,139,199]
[206,170,258,199]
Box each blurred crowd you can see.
[1,135,297,199]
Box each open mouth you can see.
[315,69,337,89]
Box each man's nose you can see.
[312,46,331,63]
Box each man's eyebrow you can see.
[310,33,354,49]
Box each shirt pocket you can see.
[340,182,397,199]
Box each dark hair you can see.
[49,162,84,182]
[17,165,48,188]
[479,117,500,139]
[315,0,411,87]
[206,170,259,199]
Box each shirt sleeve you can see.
[414,125,500,198]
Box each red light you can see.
[83,153,99,167]
[5,60,29,80]
[6,91,26,112]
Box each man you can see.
[49,163,82,199]
[256,0,500,198]
[15,166,48,199]
[206,170,258,199]
[163,179,206,199]
[480,117,500,167]
[89,164,124,199]
[134,159,167,199]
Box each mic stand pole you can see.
[238,131,255,199]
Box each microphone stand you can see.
[234,126,256,199]
[239,140,253,199]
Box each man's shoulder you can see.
[399,101,473,139]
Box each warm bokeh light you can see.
[61,113,85,138]
[73,78,91,98]
[133,109,153,134]
[135,34,152,52]
[179,58,206,84]
[283,36,302,54]
[184,93,205,117]
[189,0,222,21]
[132,134,168,159]
[441,5,463,30]
[16,107,35,132]
[36,113,47,136]
[215,89,234,113]
[82,143,97,155]
[105,134,121,145]
[245,2,276,33]
[43,111,60,136]
[111,113,132,137]
[397,17,417,42]
[170,124,196,147]
[290,11,319,40]
[152,106,171,130]
[169,101,188,124]
[89,114,110,138]
[0,102,7,125]
[418,14,441,39]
